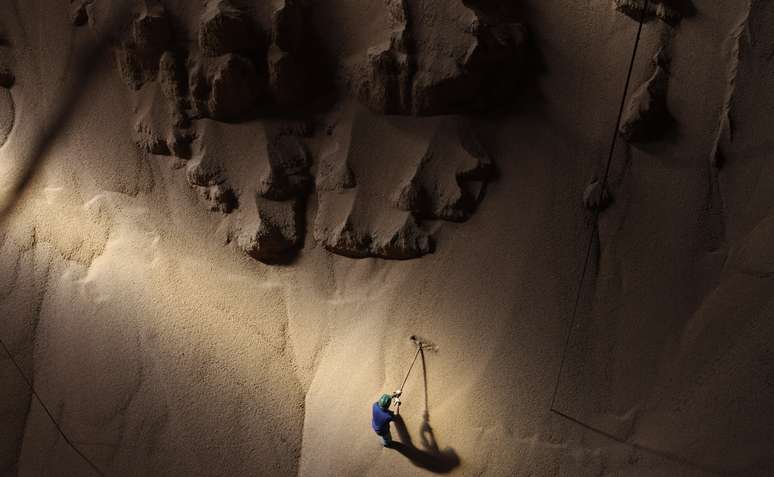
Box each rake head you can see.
[410,335,439,352]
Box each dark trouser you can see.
[377,429,392,446]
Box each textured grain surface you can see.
[0,0,771,476]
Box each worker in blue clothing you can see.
[372,390,402,447]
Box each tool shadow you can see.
[390,349,460,473]
[391,415,460,473]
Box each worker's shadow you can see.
[391,415,460,473]
[390,348,460,473]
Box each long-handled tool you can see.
[392,335,438,412]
